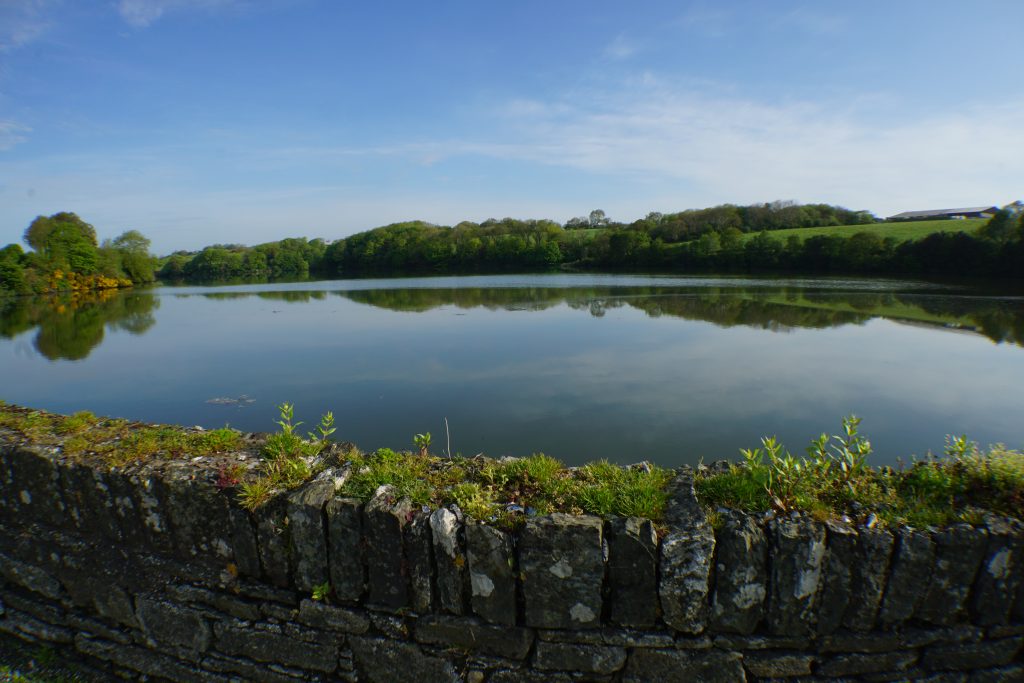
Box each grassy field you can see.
[739,218,985,244]
[560,218,985,247]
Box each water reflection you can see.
[335,285,1024,345]
[3,281,1023,363]
[0,290,159,361]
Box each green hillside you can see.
[739,218,985,245]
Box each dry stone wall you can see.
[1,439,1022,682]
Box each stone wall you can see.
[1,441,1022,682]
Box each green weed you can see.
[238,478,276,511]
[238,403,335,510]
[311,582,332,602]
[413,432,431,457]
[696,418,1024,526]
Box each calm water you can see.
[2,274,1023,467]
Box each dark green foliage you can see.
[160,237,326,281]
[108,229,157,282]
[321,219,564,276]
[978,209,1017,244]
[1,213,156,296]
[23,212,100,274]
[0,243,29,296]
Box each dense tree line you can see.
[158,237,327,282]
[158,202,880,281]
[320,219,564,275]
[9,203,1022,294]
[613,201,875,243]
[0,212,157,298]
[600,208,1024,277]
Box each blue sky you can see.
[1,0,1022,253]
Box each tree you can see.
[589,209,610,227]
[111,230,156,282]
[979,209,1017,244]
[24,212,98,257]
[694,231,721,258]
[0,244,28,295]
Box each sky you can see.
[0,0,1022,254]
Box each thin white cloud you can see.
[0,0,53,52]
[0,120,31,150]
[771,7,847,35]
[675,5,735,38]
[678,4,847,39]
[116,0,240,28]
[604,35,637,60]
[473,83,1024,215]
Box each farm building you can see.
[888,206,998,221]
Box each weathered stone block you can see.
[0,449,13,521]
[969,665,1024,683]
[466,522,516,625]
[297,598,370,633]
[607,516,659,628]
[818,651,919,676]
[59,460,121,541]
[431,506,468,615]
[287,478,334,593]
[415,615,534,659]
[76,635,226,683]
[488,670,574,683]
[406,509,435,613]
[0,606,74,644]
[742,651,815,678]
[75,578,137,626]
[922,637,1023,672]
[214,620,338,672]
[622,649,746,683]
[7,446,65,528]
[878,526,935,628]
[157,463,251,573]
[0,552,62,600]
[127,469,175,553]
[816,519,857,636]
[520,513,604,629]
[326,497,364,602]
[534,627,672,647]
[364,485,414,610]
[843,526,894,632]
[254,493,291,588]
[64,613,133,644]
[902,626,985,649]
[0,589,64,626]
[226,503,261,579]
[713,634,810,651]
[166,584,260,621]
[658,470,715,635]
[135,597,211,652]
[918,525,989,626]
[711,510,767,635]
[971,517,1024,627]
[203,652,323,683]
[534,641,627,674]
[820,631,901,653]
[350,637,459,683]
[767,515,825,636]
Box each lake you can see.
[1,273,1022,467]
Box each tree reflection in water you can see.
[0,290,159,361]
[2,281,1021,362]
